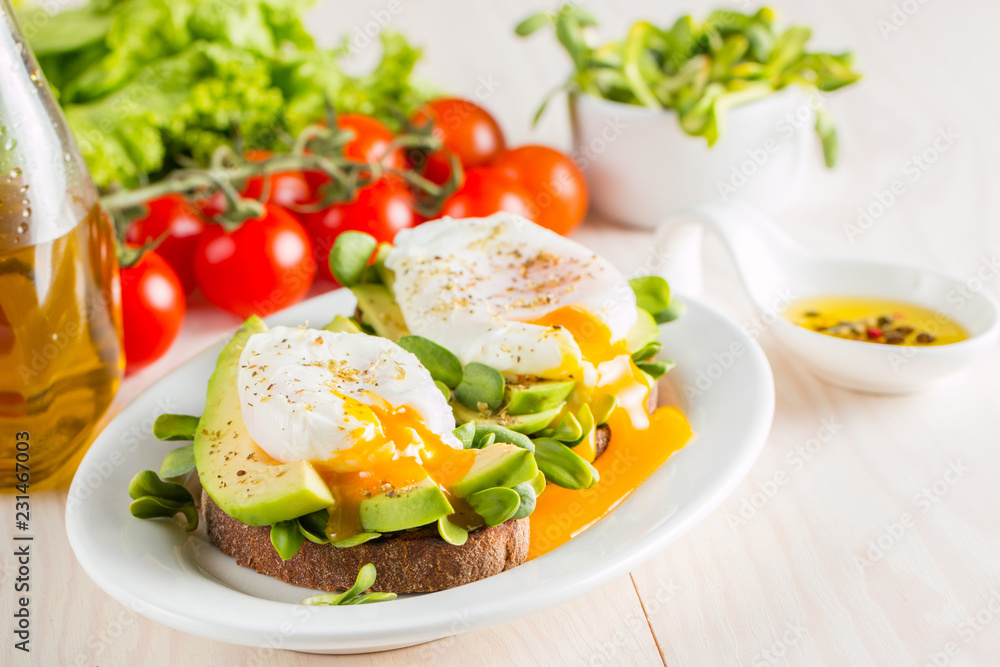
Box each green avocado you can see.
[449,443,539,498]
[358,477,453,532]
[350,284,409,341]
[322,314,362,334]
[625,307,661,354]
[504,380,576,416]
[451,401,563,435]
[194,317,335,526]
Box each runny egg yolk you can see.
[527,306,693,559]
[312,396,476,542]
[531,305,656,442]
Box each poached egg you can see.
[238,326,461,466]
[385,213,639,380]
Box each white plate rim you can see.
[65,289,774,653]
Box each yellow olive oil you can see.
[0,206,123,490]
[786,296,969,346]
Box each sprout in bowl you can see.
[516,5,862,227]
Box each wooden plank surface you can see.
[4,0,1000,665]
[4,491,660,666]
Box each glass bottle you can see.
[0,0,123,491]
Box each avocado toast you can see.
[129,316,546,595]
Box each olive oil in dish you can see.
[786,296,969,346]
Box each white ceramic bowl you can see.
[570,86,819,228]
[655,203,1000,394]
[767,259,1000,393]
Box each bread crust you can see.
[203,491,528,593]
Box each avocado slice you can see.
[625,308,660,354]
[451,401,563,435]
[322,314,361,334]
[449,444,539,498]
[358,477,453,532]
[350,284,409,341]
[194,317,335,526]
[504,380,576,416]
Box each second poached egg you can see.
[385,213,638,379]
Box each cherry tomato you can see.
[199,150,312,218]
[242,150,313,207]
[301,178,417,282]
[337,113,405,168]
[490,145,589,235]
[306,114,406,203]
[194,205,316,318]
[125,195,206,293]
[440,168,535,220]
[411,98,506,168]
[407,146,458,187]
[120,251,186,371]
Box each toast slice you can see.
[203,491,528,593]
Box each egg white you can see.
[237,326,460,463]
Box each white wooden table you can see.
[6,1,1000,664]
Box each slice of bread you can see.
[203,491,528,593]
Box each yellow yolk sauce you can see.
[786,296,969,346]
[527,306,693,559]
[531,306,654,433]
[528,407,690,558]
[312,401,477,542]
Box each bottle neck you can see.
[0,0,97,249]
[0,0,14,33]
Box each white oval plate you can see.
[66,289,774,654]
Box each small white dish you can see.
[65,289,774,654]
[655,202,1000,393]
[570,86,819,228]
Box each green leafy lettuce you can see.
[23,0,430,188]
